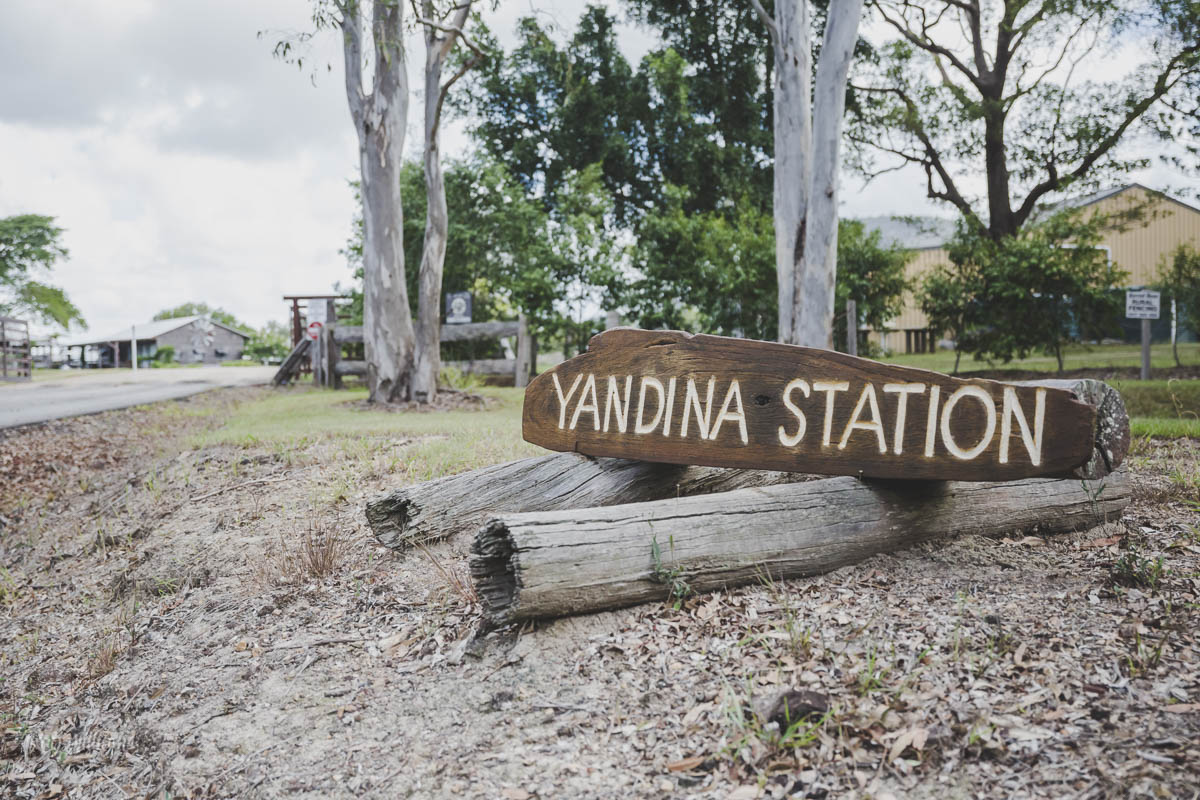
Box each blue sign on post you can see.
[446,292,472,324]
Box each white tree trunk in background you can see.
[412,1,479,403]
[753,0,864,348]
[763,0,810,345]
[341,0,414,403]
[796,0,864,348]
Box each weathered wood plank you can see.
[445,358,516,376]
[335,359,367,377]
[523,328,1099,481]
[471,471,1130,625]
[440,320,521,343]
[334,321,520,346]
[365,453,811,550]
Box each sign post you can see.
[522,328,1100,482]
[1126,289,1160,381]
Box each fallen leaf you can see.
[1163,703,1200,713]
[1080,535,1122,549]
[500,790,531,800]
[666,756,705,772]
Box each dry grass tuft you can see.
[414,542,478,607]
[258,516,348,587]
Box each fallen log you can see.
[365,376,1128,549]
[365,453,811,550]
[470,471,1130,625]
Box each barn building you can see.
[863,184,1200,353]
[58,316,251,367]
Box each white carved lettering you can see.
[813,381,850,447]
[634,377,665,435]
[552,372,582,430]
[662,377,677,436]
[778,378,810,447]
[999,386,1046,466]
[882,383,926,455]
[603,375,633,433]
[924,385,941,456]
[939,385,997,460]
[838,383,887,453]
[710,380,748,444]
[680,377,716,440]
[569,373,601,431]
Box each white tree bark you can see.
[412,1,479,403]
[754,0,809,344]
[795,0,864,349]
[752,0,864,348]
[341,0,415,404]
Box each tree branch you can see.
[1013,49,1197,228]
[873,1,983,90]
[337,0,366,126]
[748,0,780,47]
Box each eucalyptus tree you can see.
[410,0,484,402]
[850,0,1200,241]
[271,0,414,403]
[750,0,866,349]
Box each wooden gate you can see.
[0,317,31,382]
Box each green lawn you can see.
[193,386,540,482]
[881,342,1200,374]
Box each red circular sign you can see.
[307,321,323,341]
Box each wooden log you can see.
[365,453,811,550]
[445,358,517,376]
[471,470,1130,625]
[335,359,367,377]
[523,328,1107,481]
[334,321,520,345]
[440,320,521,343]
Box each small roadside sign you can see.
[446,292,472,324]
[307,321,323,341]
[1126,289,1160,320]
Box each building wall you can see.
[868,186,1200,352]
[156,320,247,364]
[1088,185,1200,287]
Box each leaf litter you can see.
[0,387,1196,798]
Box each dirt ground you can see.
[1,386,1198,799]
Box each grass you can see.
[193,386,542,481]
[880,342,1200,374]
[1130,417,1200,438]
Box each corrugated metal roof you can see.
[58,316,251,347]
[856,215,958,249]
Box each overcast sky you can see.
[1,1,1194,338]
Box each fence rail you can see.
[0,317,32,382]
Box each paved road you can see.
[0,366,277,429]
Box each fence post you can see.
[515,314,533,388]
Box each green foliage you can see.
[0,214,84,329]
[153,302,247,331]
[650,534,692,609]
[834,220,912,351]
[620,194,910,345]
[620,185,776,339]
[1156,244,1200,364]
[245,321,290,362]
[154,345,176,364]
[919,213,1129,371]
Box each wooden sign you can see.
[522,329,1098,481]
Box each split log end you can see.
[471,519,518,626]
[364,490,416,550]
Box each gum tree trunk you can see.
[752,0,864,349]
[412,0,479,403]
[341,0,415,404]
